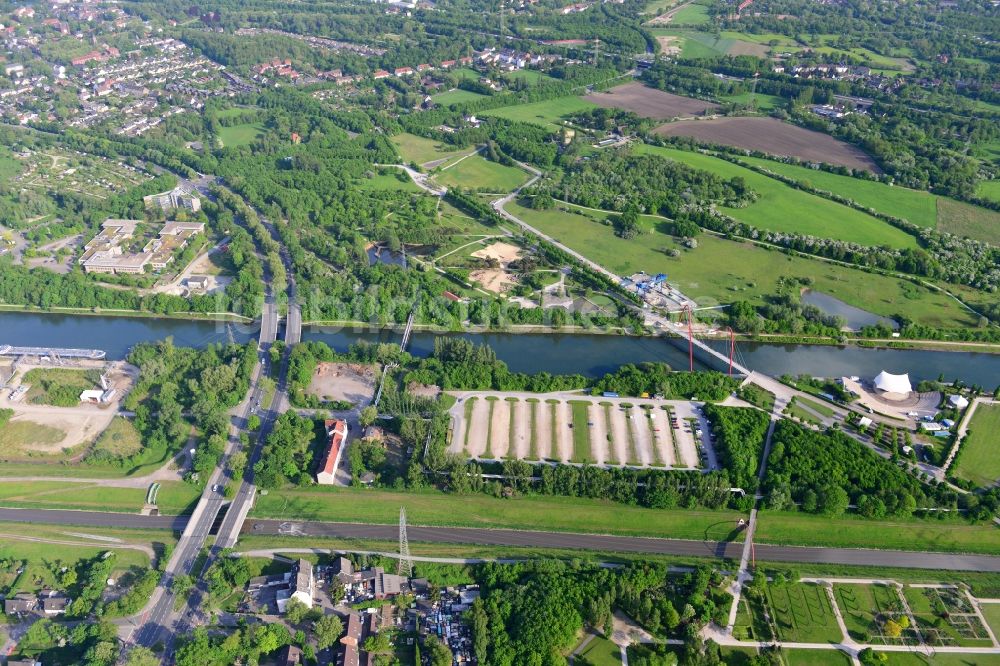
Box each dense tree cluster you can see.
[123,340,257,480]
[703,405,770,492]
[470,560,730,666]
[255,411,318,489]
[763,420,954,518]
[594,364,740,401]
[530,149,756,217]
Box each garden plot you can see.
[14,148,150,200]
[904,585,995,648]
[764,582,844,643]
[834,583,917,646]
[448,391,706,468]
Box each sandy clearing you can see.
[512,399,531,459]
[489,399,511,459]
[653,116,881,172]
[651,408,675,467]
[467,398,490,458]
[469,268,518,294]
[471,241,523,265]
[2,408,111,454]
[554,401,573,462]
[607,405,630,465]
[629,406,653,466]
[584,82,719,120]
[449,407,467,454]
[587,403,608,465]
[534,402,553,460]
[307,362,376,405]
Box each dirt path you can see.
[588,403,608,466]
[652,409,675,467]
[535,401,553,460]
[554,401,573,462]
[629,406,653,466]
[608,405,630,465]
[467,398,490,458]
[511,399,530,460]
[490,399,510,459]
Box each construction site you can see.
[0,350,136,460]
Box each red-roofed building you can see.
[440,59,456,69]
[316,419,348,485]
[394,66,414,77]
[373,70,391,80]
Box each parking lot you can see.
[448,391,718,469]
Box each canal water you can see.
[2,311,999,386]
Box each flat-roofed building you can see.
[143,187,201,213]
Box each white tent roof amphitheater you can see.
[873,371,912,395]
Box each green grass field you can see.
[720,92,785,111]
[432,88,487,106]
[740,156,938,228]
[0,480,200,514]
[480,96,597,129]
[506,201,978,329]
[756,511,1000,555]
[882,654,1000,665]
[719,31,799,47]
[783,649,851,666]
[353,171,421,192]
[765,582,843,643]
[91,417,142,458]
[253,487,743,540]
[0,420,66,455]
[636,145,918,248]
[390,132,471,167]
[0,538,151,595]
[834,583,902,641]
[218,122,266,148]
[432,154,528,192]
[569,401,592,463]
[669,2,710,25]
[935,197,1000,245]
[977,180,1000,204]
[980,603,1000,637]
[576,635,622,665]
[952,405,1000,488]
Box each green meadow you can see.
[636,145,919,248]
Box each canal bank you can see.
[3,311,1000,386]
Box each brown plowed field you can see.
[653,116,881,171]
[584,82,719,120]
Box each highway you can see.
[5,506,1000,573]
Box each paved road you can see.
[4,507,1000,572]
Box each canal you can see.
[2,311,999,386]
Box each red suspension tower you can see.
[725,326,736,376]
[681,304,694,372]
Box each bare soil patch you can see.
[511,400,531,460]
[727,41,769,57]
[654,116,881,171]
[585,82,719,120]
[471,241,523,265]
[608,405,630,464]
[470,268,518,294]
[655,35,681,56]
[588,403,609,465]
[307,362,376,405]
